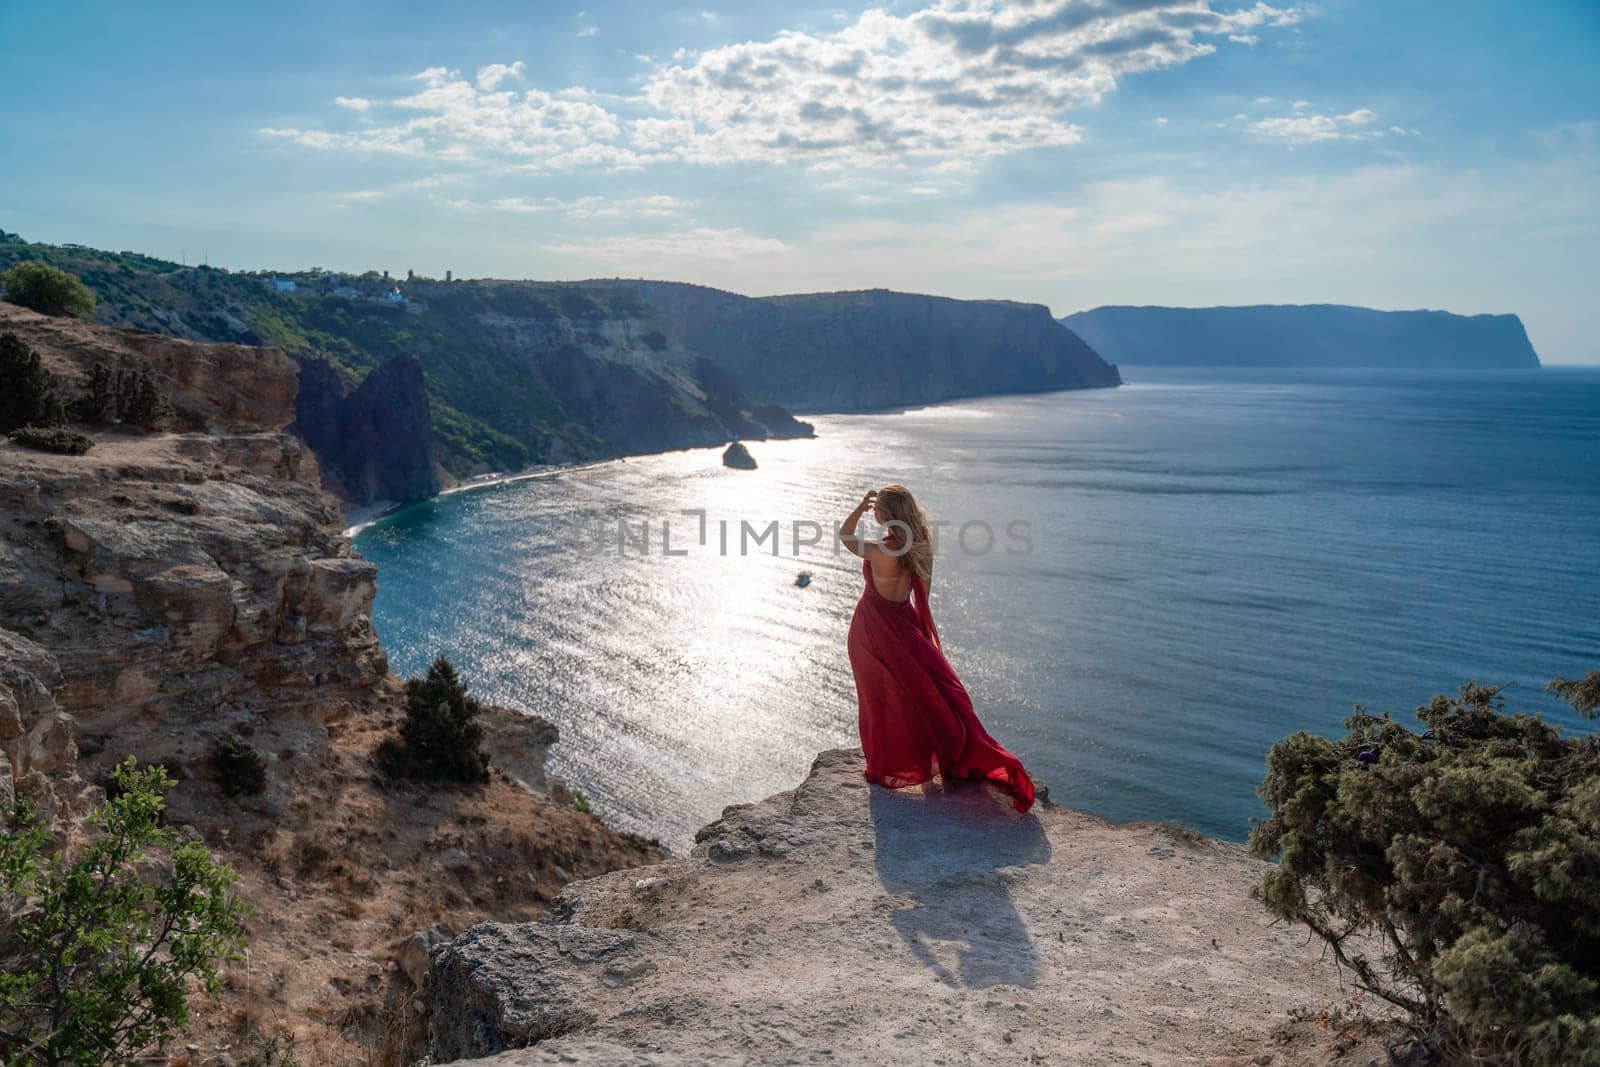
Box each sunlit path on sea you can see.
[357,367,1600,851]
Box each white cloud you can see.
[335,96,372,111]
[447,194,692,221]
[1247,105,1391,145]
[259,126,429,155]
[577,25,599,37]
[475,61,526,91]
[637,1,1299,167]
[264,0,1301,172]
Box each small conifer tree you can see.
[376,657,490,785]
[0,333,67,432]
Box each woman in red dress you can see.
[841,485,1035,814]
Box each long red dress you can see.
[848,559,1036,813]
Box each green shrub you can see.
[76,362,118,424]
[0,333,67,432]
[567,787,593,816]
[1249,672,1600,1065]
[376,657,490,785]
[1,262,95,319]
[75,361,173,430]
[7,425,93,455]
[0,758,250,1064]
[208,733,268,797]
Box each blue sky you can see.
[3,1,1597,361]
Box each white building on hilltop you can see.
[269,277,296,293]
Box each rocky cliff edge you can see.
[425,748,1388,1066]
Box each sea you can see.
[354,367,1600,851]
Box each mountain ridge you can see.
[1061,303,1541,369]
[591,278,1123,411]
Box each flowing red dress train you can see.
[848,559,1035,814]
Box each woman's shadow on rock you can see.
[868,779,1051,990]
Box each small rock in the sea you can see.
[722,441,757,469]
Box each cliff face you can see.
[603,281,1122,412]
[424,749,1380,1066]
[469,305,813,464]
[291,354,442,504]
[1061,304,1542,368]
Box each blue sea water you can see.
[355,367,1600,851]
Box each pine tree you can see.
[0,332,67,432]
[377,657,490,784]
[75,362,173,429]
[76,362,118,424]
[125,369,173,429]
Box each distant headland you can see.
[1062,303,1541,369]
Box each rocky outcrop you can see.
[291,354,441,504]
[599,281,1122,411]
[0,309,384,823]
[1,434,386,753]
[0,629,82,820]
[425,749,1370,1065]
[0,300,298,430]
[1060,304,1543,368]
[721,441,756,469]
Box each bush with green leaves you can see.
[0,333,67,433]
[75,362,173,431]
[207,734,267,798]
[0,758,250,1065]
[7,426,93,456]
[1250,671,1600,1065]
[0,262,95,319]
[376,657,490,785]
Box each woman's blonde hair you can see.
[877,484,934,584]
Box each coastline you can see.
[343,378,1131,536]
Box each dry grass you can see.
[107,685,665,1066]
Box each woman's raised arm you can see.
[839,489,878,558]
